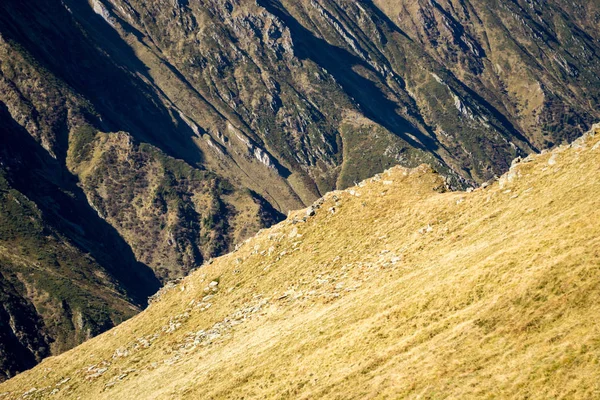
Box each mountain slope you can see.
[55,0,600,184]
[2,125,599,399]
[374,0,600,144]
[0,3,282,376]
[2,0,600,380]
[0,102,163,382]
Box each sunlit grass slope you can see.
[2,126,600,399]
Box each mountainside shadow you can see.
[0,102,160,305]
[259,0,439,153]
[0,0,205,169]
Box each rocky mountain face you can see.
[1,126,599,399]
[1,0,600,380]
[0,103,158,381]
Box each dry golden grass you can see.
[2,127,600,399]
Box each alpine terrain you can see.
[1,0,600,381]
[1,125,599,399]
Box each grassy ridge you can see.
[2,126,599,398]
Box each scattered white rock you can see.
[419,225,433,234]
[87,367,108,379]
[56,378,70,387]
[113,347,129,358]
